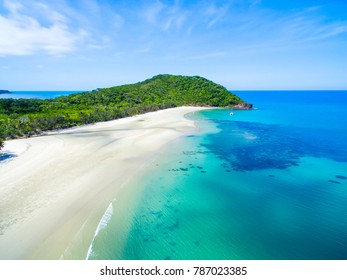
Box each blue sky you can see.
[0,0,347,90]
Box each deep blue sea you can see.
[2,90,347,259]
[86,90,347,260]
[0,91,81,99]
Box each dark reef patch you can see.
[328,180,341,184]
[202,120,347,172]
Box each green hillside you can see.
[0,74,250,146]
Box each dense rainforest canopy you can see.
[0,74,249,149]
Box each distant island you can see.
[0,74,251,148]
[0,90,11,94]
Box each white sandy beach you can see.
[0,106,207,260]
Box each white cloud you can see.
[163,13,187,31]
[141,0,165,24]
[0,0,88,56]
[3,0,22,14]
[205,4,230,27]
[273,7,347,43]
[139,1,187,32]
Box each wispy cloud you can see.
[163,12,187,31]
[272,7,347,43]
[204,3,230,27]
[0,0,88,56]
[1,0,346,90]
[215,4,347,51]
[139,0,187,32]
[182,3,347,60]
[141,0,165,24]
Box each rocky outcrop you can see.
[231,102,253,110]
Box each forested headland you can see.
[0,90,11,94]
[0,74,250,150]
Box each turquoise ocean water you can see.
[2,90,347,259]
[87,90,347,260]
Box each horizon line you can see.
[4,89,347,92]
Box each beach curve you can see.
[0,106,208,259]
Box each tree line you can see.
[0,74,248,150]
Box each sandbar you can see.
[0,106,207,259]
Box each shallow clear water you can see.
[88,91,347,260]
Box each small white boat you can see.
[230,112,234,116]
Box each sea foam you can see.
[85,202,114,259]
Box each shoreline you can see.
[0,106,209,259]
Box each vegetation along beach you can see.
[0,75,248,259]
[1,0,346,263]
